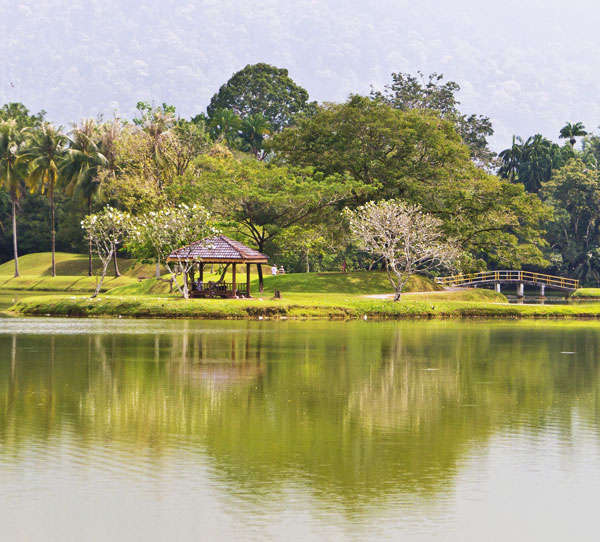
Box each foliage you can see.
[372,71,494,165]
[18,122,69,276]
[541,159,600,285]
[271,96,549,270]
[0,119,26,275]
[0,102,45,129]
[270,95,468,199]
[128,204,214,298]
[559,122,587,147]
[239,113,272,159]
[207,63,314,132]
[498,133,574,193]
[81,206,132,296]
[172,155,362,253]
[345,200,460,300]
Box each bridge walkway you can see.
[435,270,579,296]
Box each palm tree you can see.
[559,122,587,147]
[240,114,271,159]
[498,135,523,182]
[0,120,25,277]
[208,108,241,145]
[19,123,68,277]
[519,134,554,193]
[60,119,108,275]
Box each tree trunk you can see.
[87,196,93,276]
[257,264,264,293]
[113,250,120,277]
[91,252,112,298]
[11,197,19,278]
[155,259,161,278]
[50,193,56,277]
[305,250,310,273]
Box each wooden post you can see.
[199,262,204,282]
[232,263,237,298]
[246,263,251,298]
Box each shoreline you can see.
[8,293,600,320]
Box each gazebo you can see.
[167,235,269,298]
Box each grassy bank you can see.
[20,288,600,321]
[106,271,442,297]
[0,274,139,292]
[571,288,600,300]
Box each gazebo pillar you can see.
[232,263,237,298]
[199,262,203,283]
[246,263,251,298]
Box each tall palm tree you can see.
[519,134,554,193]
[498,135,523,182]
[240,113,271,159]
[559,122,588,147]
[0,120,25,277]
[60,119,108,275]
[19,123,68,277]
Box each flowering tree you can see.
[81,206,132,298]
[345,200,460,300]
[129,204,214,298]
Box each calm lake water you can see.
[1,318,600,541]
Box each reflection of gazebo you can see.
[167,235,268,298]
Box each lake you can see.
[1,318,600,541]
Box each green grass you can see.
[0,274,139,292]
[106,271,442,296]
[0,252,155,277]
[571,288,600,299]
[10,291,600,320]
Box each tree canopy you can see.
[372,72,494,166]
[207,63,314,132]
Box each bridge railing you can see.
[435,271,579,290]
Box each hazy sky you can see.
[1,0,599,150]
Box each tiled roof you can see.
[167,235,268,262]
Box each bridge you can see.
[435,270,579,297]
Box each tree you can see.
[345,200,460,300]
[239,113,271,159]
[271,95,549,270]
[372,72,494,166]
[0,120,25,276]
[133,102,176,192]
[498,135,523,182]
[270,95,468,200]
[19,123,68,276]
[498,134,571,193]
[128,204,213,299]
[559,122,587,148]
[208,108,241,145]
[170,155,363,290]
[81,206,131,297]
[0,102,45,129]
[207,63,313,132]
[60,118,108,275]
[541,159,600,283]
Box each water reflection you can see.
[1,319,600,537]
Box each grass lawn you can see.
[571,288,600,299]
[12,288,600,320]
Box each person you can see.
[271,264,278,276]
[278,266,285,275]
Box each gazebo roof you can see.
[167,235,269,263]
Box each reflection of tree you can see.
[2,322,600,509]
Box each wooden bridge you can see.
[435,271,579,296]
